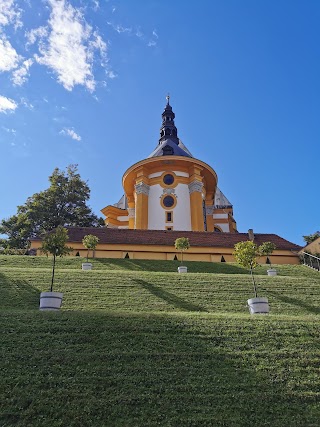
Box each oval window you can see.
[163,195,175,208]
[163,174,174,185]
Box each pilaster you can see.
[134,182,150,229]
[188,180,204,231]
[127,195,135,229]
[205,204,215,232]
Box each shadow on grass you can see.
[0,311,315,426]
[93,258,247,274]
[268,289,320,315]
[0,272,39,309]
[134,278,207,312]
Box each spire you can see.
[159,94,179,145]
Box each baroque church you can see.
[101,96,237,234]
[31,97,301,264]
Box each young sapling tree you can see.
[233,241,260,298]
[259,242,277,269]
[82,234,100,262]
[40,226,72,292]
[174,237,190,265]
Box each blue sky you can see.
[0,0,319,246]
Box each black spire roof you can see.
[159,95,179,145]
[148,95,192,158]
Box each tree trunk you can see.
[250,267,258,298]
[51,253,56,292]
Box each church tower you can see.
[101,96,237,233]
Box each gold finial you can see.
[166,93,170,104]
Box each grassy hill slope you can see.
[1,256,320,426]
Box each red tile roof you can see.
[33,227,302,251]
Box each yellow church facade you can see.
[101,97,237,234]
[30,97,302,264]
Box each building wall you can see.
[172,184,192,230]
[30,240,300,264]
[121,156,218,232]
[214,223,230,232]
[300,237,320,255]
[148,173,192,231]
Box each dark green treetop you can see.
[0,165,104,248]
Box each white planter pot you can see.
[82,262,92,270]
[267,269,277,276]
[40,292,63,311]
[178,266,188,273]
[247,297,270,315]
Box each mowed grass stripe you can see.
[1,256,320,426]
[1,263,320,315]
[1,255,319,276]
[1,311,320,426]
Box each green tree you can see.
[259,241,277,269]
[174,237,190,265]
[0,238,9,250]
[0,165,104,249]
[82,234,100,262]
[40,226,72,292]
[303,231,320,244]
[233,241,260,298]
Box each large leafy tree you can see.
[303,231,320,245]
[0,165,104,248]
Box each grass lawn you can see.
[1,256,320,426]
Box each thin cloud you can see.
[20,97,34,110]
[107,21,132,34]
[25,26,48,47]
[12,58,33,85]
[0,0,22,28]
[92,0,100,12]
[136,28,143,38]
[89,31,107,59]
[107,20,158,47]
[0,95,18,113]
[106,70,116,79]
[60,127,82,141]
[2,126,16,134]
[33,0,108,92]
[0,37,21,72]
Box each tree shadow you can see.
[0,272,40,309]
[92,258,248,274]
[1,311,315,426]
[134,278,207,312]
[268,289,320,315]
